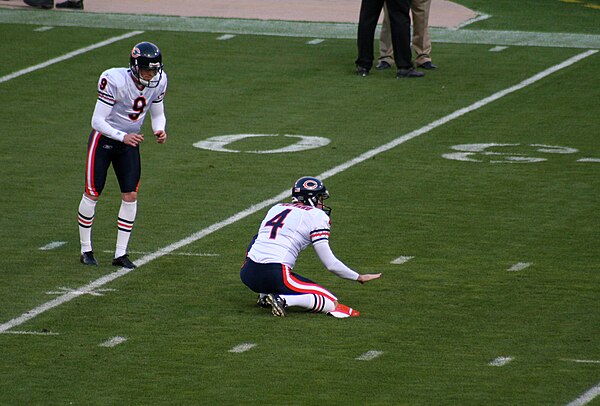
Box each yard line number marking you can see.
[194,134,330,154]
[0,50,596,334]
[443,143,584,163]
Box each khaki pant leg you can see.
[378,4,395,65]
[411,0,432,65]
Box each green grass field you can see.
[1,1,599,404]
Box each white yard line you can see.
[0,50,596,334]
[2,330,59,336]
[101,250,219,257]
[0,30,143,84]
[561,358,600,364]
[566,382,600,406]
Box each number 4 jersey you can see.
[248,203,331,269]
[94,67,167,140]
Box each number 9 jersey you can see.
[247,202,331,269]
[95,67,167,139]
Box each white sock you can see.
[280,294,336,314]
[78,194,97,253]
[115,200,137,258]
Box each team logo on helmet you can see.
[302,179,319,190]
[131,47,141,59]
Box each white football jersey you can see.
[248,203,331,268]
[96,67,167,135]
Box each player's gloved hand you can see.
[357,273,382,284]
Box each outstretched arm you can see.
[314,242,382,284]
[314,241,359,280]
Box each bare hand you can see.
[357,273,382,284]
[123,133,144,147]
[154,130,167,144]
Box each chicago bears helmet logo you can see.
[302,179,319,190]
[131,46,141,59]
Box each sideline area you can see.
[0,6,599,49]
[0,0,477,28]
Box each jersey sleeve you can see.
[90,70,126,142]
[90,101,125,142]
[96,69,119,107]
[152,73,167,104]
[309,211,331,245]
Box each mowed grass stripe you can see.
[0,50,594,334]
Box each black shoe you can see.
[55,0,82,8]
[112,254,136,269]
[24,0,53,9]
[355,66,369,77]
[376,61,391,70]
[396,68,425,78]
[265,293,287,317]
[80,251,98,266]
[417,61,437,70]
[256,295,270,308]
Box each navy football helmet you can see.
[129,42,163,88]
[292,176,331,216]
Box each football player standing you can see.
[77,42,168,269]
[240,177,382,317]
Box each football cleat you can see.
[112,254,136,269]
[80,251,98,266]
[265,293,287,317]
[327,303,360,318]
[256,295,270,308]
